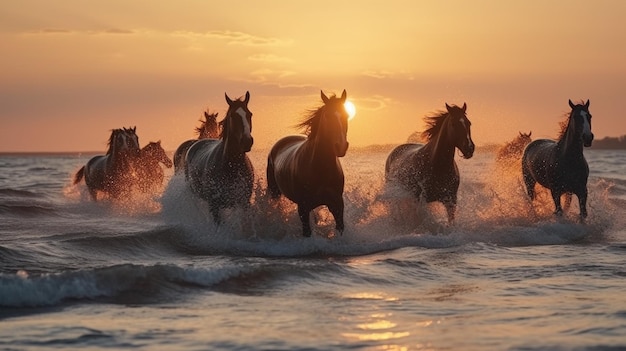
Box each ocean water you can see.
[1,148,625,351]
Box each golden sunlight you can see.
[344,100,357,121]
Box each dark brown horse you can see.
[74,127,141,200]
[497,131,532,161]
[267,90,350,237]
[185,92,254,223]
[174,110,220,173]
[522,100,593,219]
[134,141,173,193]
[385,103,475,224]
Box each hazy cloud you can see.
[173,30,291,46]
[248,54,293,63]
[24,28,135,35]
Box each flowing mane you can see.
[421,110,451,142]
[557,100,586,140]
[106,129,122,155]
[294,93,341,136]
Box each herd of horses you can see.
[73,91,594,237]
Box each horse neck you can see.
[301,131,337,168]
[221,124,245,162]
[557,116,584,158]
[425,126,455,168]
[142,149,159,165]
[109,148,132,170]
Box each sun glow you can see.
[344,100,357,121]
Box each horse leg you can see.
[522,170,536,201]
[444,201,456,225]
[551,190,563,216]
[297,204,313,237]
[210,204,222,225]
[266,161,281,199]
[327,197,345,235]
[577,189,588,220]
[563,193,572,211]
[89,187,98,201]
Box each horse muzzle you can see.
[583,133,594,147]
[335,141,349,157]
[242,136,254,152]
[460,142,475,159]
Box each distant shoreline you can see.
[2,136,626,155]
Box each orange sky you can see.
[1,1,625,152]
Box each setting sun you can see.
[345,100,357,121]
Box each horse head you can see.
[122,127,141,156]
[223,91,253,153]
[568,99,594,147]
[144,141,173,168]
[445,103,475,159]
[197,110,220,139]
[318,89,349,157]
[108,127,140,159]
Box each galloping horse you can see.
[185,92,254,223]
[174,110,220,173]
[497,131,532,161]
[74,127,141,200]
[522,100,593,219]
[134,141,173,193]
[267,90,350,237]
[385,103,475,224]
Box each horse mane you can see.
[294,93,341,136]
[106,129,122,155]
[421,110,450,142]
[557,100,585,139]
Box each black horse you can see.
[385,103,475,224]
[174,110,220,173]
[74,127,141,200]
[267,90,350,237]
[522,100,593,219]
[185,92,254,223]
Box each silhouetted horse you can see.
[174,110,220,173]
[134,141,173,193]
[497,131,532,161]
[267,90,349,237]
[185,92,254,223]
[385,103,475,224]
[74,127,141,200]
[522,100,593,219]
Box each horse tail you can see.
[73,166,85,185]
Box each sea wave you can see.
[0,263,249,308]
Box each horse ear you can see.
[321,90,329,104]
[528,131,532,137]
[569,99,575,109]
[340,89,347,102]
[585,99,590,108]
[445,103,452,111]
[519,131,523,137]
[244,91,250,104]
[462,102,467,112]
[225,93,233,106]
